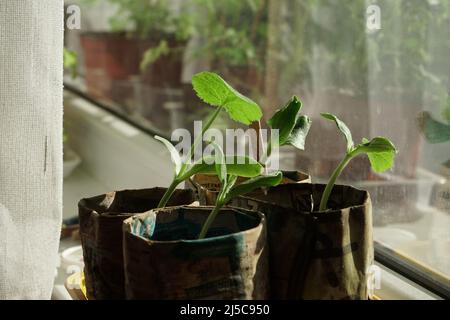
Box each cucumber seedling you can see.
[198,142,282,239]
[155,71,263,208]
[319,113,397,211]
[197,96,312,238]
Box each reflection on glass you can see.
[64,0,449,278]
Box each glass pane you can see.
[64,0,450,280]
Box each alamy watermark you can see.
[170,122,280,171]
[367,265,382,297]
[66,5,81,30]
[366,4,381,32]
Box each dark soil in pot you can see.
[122,206,269,299]
[232,183,373,300]
[78,187,196,300]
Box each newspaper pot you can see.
[78,187,195,300]
[232,183,373,300]
[186,170,311,205]
[123,206,269,299]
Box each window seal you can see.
[64,83,170,141]
[375,241,450,299]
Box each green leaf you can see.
[286,115,312,150]
[179,156,262,181]
[225,171,283,203]
[443,106,450,124]
[192,71,262,125]
[154,135,182,175]
[219,175,238,204]
[418,111,450,144]
[321,113,354,152]
[353,137,397,173]
[267,96,302,145]
[366,151,395,173]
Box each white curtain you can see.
[0,1,63,299]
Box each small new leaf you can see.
[180,156,262,181]
[286,115,312,150]
[268,96,302,145]
[192,71,262,125]
[154,135,182,175]
[321,113,354,152]
[225,171,283,203]
[354,137,397,173]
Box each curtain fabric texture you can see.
[0,1,63,299]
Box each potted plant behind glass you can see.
[419,105,450,176]
[232,113,397,299]
[279,0,446,226]
[186,0,267,101]
[418,104,450,211]
[78,71,266,300]
[79,0,192,110]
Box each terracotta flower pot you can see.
[80,32,141,103]
[80,32,186,109]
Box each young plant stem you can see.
[157,106,224,209]
[319,153,353,211]
[261,139,272,165]
[157,178,180,208]
[198,202,224,239]
[178,105,224,176]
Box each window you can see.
[63,0,450,297]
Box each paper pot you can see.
[122,205,269,299]
[232,183,373,300]
[78,187,196,299]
